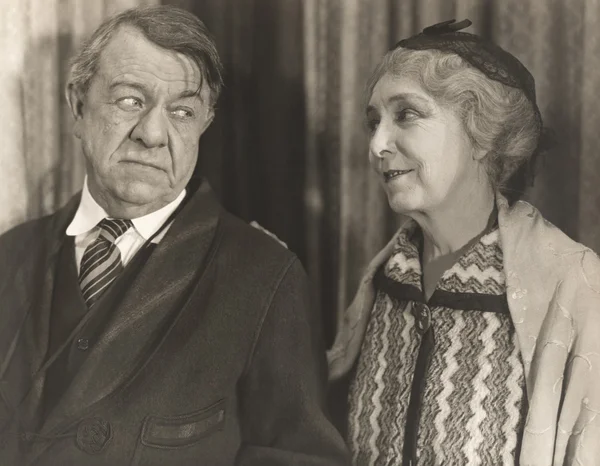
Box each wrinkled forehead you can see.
[97,25,206,94]
[367,73,434,111]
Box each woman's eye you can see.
[367,118,380,133]
[116,97,143,110]
[396,109,418,122]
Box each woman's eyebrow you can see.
[366,92,433,114]
[387,93,432,108]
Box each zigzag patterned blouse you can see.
[348,221,528,466]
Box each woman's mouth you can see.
[384,169,413,182]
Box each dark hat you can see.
[394,19,550,195]
[395,19,538,107]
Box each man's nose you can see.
[130,107,168,148]
[370,121,396,159]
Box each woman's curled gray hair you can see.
[367,48,541,193]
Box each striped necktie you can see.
[79,218,133,308]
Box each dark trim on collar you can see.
[374,267,509,314]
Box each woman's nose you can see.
[369,122,395,159]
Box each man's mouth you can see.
[383,169,413,182]
[122,160,163,171]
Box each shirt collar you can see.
[132,189,186,241]
[66,178,109,237]
[66,177,186,242]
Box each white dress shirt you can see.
[66,178,186,273]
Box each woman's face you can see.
[367,73,485,216]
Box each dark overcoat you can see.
[0,180,349,466]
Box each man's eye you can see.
[171,108,195,119]
[116,97,143,110]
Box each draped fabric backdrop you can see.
[1,0,158,234]
[303,0,600,342]
[2,0,600,345]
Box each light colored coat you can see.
[328,195,600,466]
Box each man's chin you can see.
[111,181,175,209]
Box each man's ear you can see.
[65,83,85,138]
[200,109,215,134]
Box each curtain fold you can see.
[304,0,600,338]
[0,0,158,234]
[2,0,599,345]
[170,0,308,260]
[580,0,600,249]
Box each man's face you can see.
[69,26,214,216]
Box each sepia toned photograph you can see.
[1,0,599,464]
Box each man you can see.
[0,6,349,465]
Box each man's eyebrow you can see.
[177,88,202,99]
[109,81,147,93]
[109,81,202,99]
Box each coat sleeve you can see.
[556,250,600,466]
[235,257,351,466]
[327,227,401,381]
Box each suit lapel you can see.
[41,180,222,435]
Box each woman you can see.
[328,19,600,466]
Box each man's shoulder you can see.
[0,193,80,252]
[216,211,299,272]
[0,214,55,250]
[0,214,60,282]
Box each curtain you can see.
[2,0,600,345]
[168,0,307,261]
[304,0,600,340]
[0,0,158,234]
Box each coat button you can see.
[77,338,89,351]
[412,302,431,334]
[76,417,112,454]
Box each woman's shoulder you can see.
[500,199,600,294]
[501,199,591,253]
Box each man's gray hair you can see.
[68,6,224,106]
